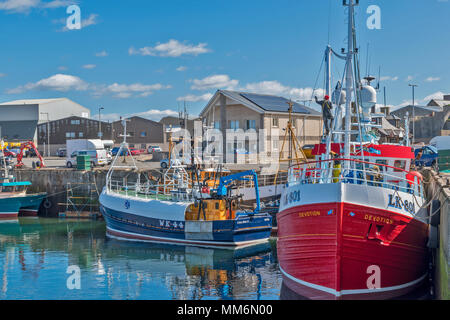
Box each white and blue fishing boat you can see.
[1,140,47,218]
[99,120,272,248]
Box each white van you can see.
[430,136,450,151]
[66,139,108,168]
[66,149,108,168]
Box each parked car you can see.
[147,146,162,153]
[106,150,113,164]
[129,148,141,156]
[10,148,21,156]
[160,157,191,169]
[0,152,12,167]
[57,148,67,157]
[66,150,108,168]
[111,147,131,156]
[26,149,38,158]
[415,145,438,168]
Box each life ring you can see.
[43,199,52,209]
[406,171,423,185]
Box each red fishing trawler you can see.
[277,0,430,300]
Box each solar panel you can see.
[240,93,311,114]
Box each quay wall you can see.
[14,168,143,217]
[423,169,450,300]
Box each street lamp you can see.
[40,112,50,157]
[408,84,418,145]
[98,107,104,138]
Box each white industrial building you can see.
[0,98,90,143]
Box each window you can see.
[247,120,256,130]
[229,120,239,130]
[272,118,279,127]
[66,132,76,138]
[376,159,388,171]
[394,160,406,172]
[140,131,147,137]
[71,120,80,125]
[129,132,135,137]
[273,140,279,150]
[79,132,84,138]
[213,121,220,129]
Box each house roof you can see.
[377,117,404,137]
[392,104,442,115]
[200,90,321,117]
[112,115,162,125]
[428,99,450,108]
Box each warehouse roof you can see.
[0,98,67,105]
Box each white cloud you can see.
[176,66,187,72]
[406,75,414,82]
[95,82,172,99]
[425,77,440,82]
[58,66,68,71]
[81,13,98,28]
[177,93,213,102]
[242,80,325,102]
[0,73,6,77]
[82,64,96,69]
[190,74,239,90]
[129,39,211,58]
[422,91,444,101]
[95,50,108,57]
[380,76,398,81]
[0,0,73,13]
[6,73,88,94]
[6,74,172,99]
[93,109,179,122]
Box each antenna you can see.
[119,117,131,144]
[375,66,381,90]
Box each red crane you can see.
[16,141,45,168]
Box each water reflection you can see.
[0,218,281,300]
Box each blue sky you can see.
[0,0,449,121]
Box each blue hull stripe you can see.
[100,205,272,245]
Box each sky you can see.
[0,0,449,122]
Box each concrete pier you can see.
[423,169,450,300]
[14,168,139,217]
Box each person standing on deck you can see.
[315,95,334,136]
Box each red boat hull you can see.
[277,202,429,300]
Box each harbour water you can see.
[0,218,281,300]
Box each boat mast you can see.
[343,0,357,166]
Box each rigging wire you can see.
[309,55,325,108]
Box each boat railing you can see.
[287,158,424,198]
[107,178,192,201]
